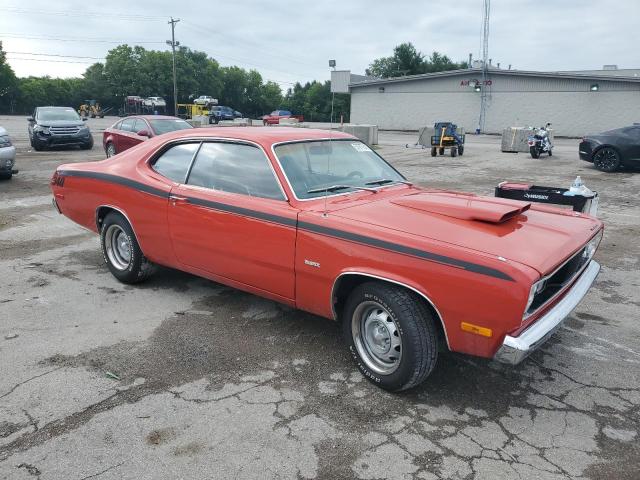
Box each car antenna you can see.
[323,60,337,218]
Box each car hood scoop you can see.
[390,192,530,224]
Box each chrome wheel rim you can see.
[594,149,617,170]
[106,144,115,158]
[352,301,402,375]
[104,225,132,270]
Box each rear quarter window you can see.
[152,143,200,183]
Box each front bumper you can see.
[36,133,92,146]
[493,260,600,365]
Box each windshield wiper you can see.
[306,184,378,194]
[365,179,413,186]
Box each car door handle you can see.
[169,195,189,205]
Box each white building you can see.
[343,67,640,137]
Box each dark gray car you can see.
[28,106,94,151]
[579,125,640,172]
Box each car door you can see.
[623,126,640,161]
[117,118,138,152]
[167,140,297,300]
[130,118,150,146]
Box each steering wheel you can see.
[347,170,364,179]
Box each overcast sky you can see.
[1,0,639,90]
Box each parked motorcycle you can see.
[528,123,553,158]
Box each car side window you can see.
[623,126,640,139]
[113,121,123,130]
[187,142,284,200]
[120,118,135,132]
[131,119,145,134]
[152,143,200,183]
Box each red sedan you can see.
[51,127,603,391]
[102,115,192,157]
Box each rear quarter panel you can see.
[52,146,176,267]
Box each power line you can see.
[0,6,166,21]
[6,51,106,60]
[6,56,98,64]
[0,32,166,45]
[182,20,318,70]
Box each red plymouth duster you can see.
[50,128,603,391]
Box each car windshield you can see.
[37,108,80,122]
[274,139,406,200]
[149,119,193,135]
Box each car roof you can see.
[158,127,355,146]
[122,115,184,121]
[37,106,75,110]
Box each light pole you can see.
[167,17,180,115]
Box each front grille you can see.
[526,245,590,316]
[49,126,80,135]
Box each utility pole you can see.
[478,0,490,133]
[167,18,180,115]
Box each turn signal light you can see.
[461,322,493,337]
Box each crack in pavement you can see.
[0,367,63,400]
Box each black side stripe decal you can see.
[60,170,169,198]
[59,170,514,281]
[298,221,514,281]
[187,196,298,227]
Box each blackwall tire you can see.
[343,282,438,392]
[430,147,437,157]
[105,142,116,158]
[530,146,540,159]
[100,212,155,284]
[593,147,621,172]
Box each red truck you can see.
[262,110,304,125]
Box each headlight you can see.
[582,229,603,262]
[0,135,11,147]
[525,278,546,315]
[34,125,50,134]
[79,126,90,133]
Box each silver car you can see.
[0,126,17,180]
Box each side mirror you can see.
[27,116,34,122]
[82,117,88,122]
[136,130,150,137]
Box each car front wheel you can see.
[343,282,438,392]
[100,212,155,284]
[593,147,621,172]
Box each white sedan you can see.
[0,126,17,180]
[143,97,167,108]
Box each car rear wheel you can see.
[100,212,155,284]
[343,282,438,392]
[593,147,621,172]
[105,142,116,158]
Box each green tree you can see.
[0,41,19,113]
[366,43,468,78]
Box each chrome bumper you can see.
[494,260,601,365]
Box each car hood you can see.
[329,189,602,275]
[38,120,85,127]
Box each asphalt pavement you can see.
[0,115,638,479]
